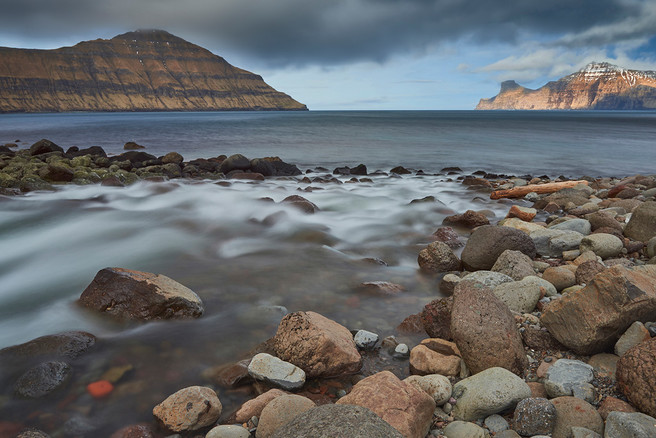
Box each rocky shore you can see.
[2,139,656,437]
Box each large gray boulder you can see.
[461,225,536,271]
[624,201,656,242]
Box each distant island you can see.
[476,62,656,110]
[0,29,307,112]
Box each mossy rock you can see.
[19,176,53,192]
[71,156,93,168]
[95,157,110,167]
[0,173,19,188]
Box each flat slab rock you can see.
[78,267,204,320]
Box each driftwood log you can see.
[490,180,589,200]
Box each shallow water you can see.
[0,172,514,434]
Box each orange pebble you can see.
[86,380,114,399]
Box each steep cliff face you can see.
[0,30,307,112]
[477,62,656,110]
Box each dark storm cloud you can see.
[0,0,649,66]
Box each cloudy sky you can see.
[1,0,655,109]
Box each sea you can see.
[0,110,654,433]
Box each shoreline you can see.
[1,140,656,437]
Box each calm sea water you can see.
[0,110,654,434]
[1,110,655,176]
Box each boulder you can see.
[78,268,204,321]
[616,337,656,417]
[256,394,315,438]
[544,359,594,398]
[597,397,637,420]
[493,278,542,313]
[443,210,489,229]
[549,218,592,235]
[579,234,624,259]
[272,311,361,378]
[14,361,71,398]
[67,145,107,158]
[624,201,656,242]
[152,386,222,432]
[30,139,63,156]
[604,411,656,438]
[512,397,557,436]
[420,297,453,340]
[247,353,306,390]
[270,404,402,438]
[250,158,276,177]
[542,188,590,209]
[353,330,378,350]
[491,249,535,280]
[452,367,531,421]
[0,331,95,363]
[431,226,463,248]
[219,154,251,174]
[41,163,74,182]
[586,211,624,233]
[461,271,514,288]
[541,265,656,355]
[451,281,527,375]
[575,260,606,285]
[123,141,145,150]
[235,389,288,423]
[161,152,183,164]
[417,241,461,273]
[409,344,461,377]
[461,225,536,271]
[542,266,577,291]
[531,228,585,258]
[336,370,435,438]
[550,397,603,438]
[615,321,651,357]
[403,374,452,405]
[281,195,319,214]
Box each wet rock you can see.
[604,411,656,438]
[451,281,527,375]
[550,397,604,438]
[235,389,289,423]
[417,241,461,273]
[597,397,637,420]
[541,265,656,355]
[265,158,302,176]
[575,260,606,285]
[250,158,275,176]
[0,331,95,364]
[431,226,464,248]
[219,154,251,174]
[580,233,624,259]
[152,386,222,432]
[390,166,411,175]
[67,145,107,158]
[109,423,156,438]
[493,277,542,313]
[123,141,145,150]
[440,273,461,295]
[30,139,63,156]
[272,311,361,378]
[281,195,319,214]
[461,225,536,271]
[206,425,250,438]
[353,330,378,350]
[256,394,315,438]
[624,201,656,242]
[271,404,402,438]
[542,266,577,291]
[452,367,531,422]
[421,296,453,340]
[409,344,461,377]
[403,374,452,405]
[443,210,490,229]
[616,336,656,417]
[19,176,53,192]
[41,163,74,182]
[161,152,183,164]
[350,164,367,175]
[512,397,557,436]
[16,429,51,438]
[78,267,204,320]
[491,249,535,280]
[248,353,306,390]
[357,281,404,296]
[544,359,594,398]
[443,421,490,437]
[336,370,435,438]
[396,313,424,334]
[14,361,71,398]
[615,321,651,357]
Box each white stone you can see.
[404,374,452,405]
[206,425,251,438]
[354,330,379,350]
[248,353,306,390]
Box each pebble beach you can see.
[2,139,656,438]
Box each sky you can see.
[1,0,656,110]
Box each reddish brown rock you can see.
[598,396,637,420]
[272,311,361,378]
[235,389,289,423]
[586,211,624,233]
[256,394,315,438]
[588,353,619,380]
[624,201,656,242]
[450,281,528,376]
[336,370,435,438]
[396,313,425,334]
[417,242,462,274]
[420,297,453,340]
[575,260,606,285]
[542,266,577,291]
[282,195,319,214]
[527,382,549,398]
[203,360,251,387]
[506,205,537,222]
[409,345,461,377]
[357,281,404,296]
[550,396,603,438]
[110,424,156,438]
[78,267,204,321]
[152,386,222,432]
[541,265,656,355]
[442,210,489,229]
[616,337,656,417]
[431,226,464,248]
[460,225,537,271]
[521,327,565,352]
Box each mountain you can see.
[0,30,307,112]
[476,62,656,110]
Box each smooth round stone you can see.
[579,233,624,259]
[14,361,71,398]
[248,353,306,390]
[354,330,379,350]
[544,359,594,398]
[549,218,592,235]
[443,420,489,438]
[484,414,509,433]
[206,425,251,438]
[605,411,656,437]
[404,374,452,405]
[512,397,556,436]
[394,343,409,356]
